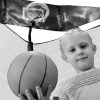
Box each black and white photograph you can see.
[0,0,100,100]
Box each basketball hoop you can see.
[23,2,50,23]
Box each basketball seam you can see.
[40,55,47,88]
[18,55,33,94]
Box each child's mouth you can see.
[77,57,88,61]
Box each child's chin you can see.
[79,66,92,72]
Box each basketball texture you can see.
[7,51,58,98]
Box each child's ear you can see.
[93,44,96,54]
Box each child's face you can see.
[61,31,96,72]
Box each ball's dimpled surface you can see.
[7,51,58,97]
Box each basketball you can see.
[7,51,58,98]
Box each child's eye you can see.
[69,48,75,52]
[80,44,87,49]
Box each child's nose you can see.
[77,48,84,56]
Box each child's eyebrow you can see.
[67,46,75,51]
[79,41,90,47]
[80,41,88,43]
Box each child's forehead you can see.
[61,29,92,46]
[63,30,90,41]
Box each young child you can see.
[53,28,100,100]
[19,28,100,100]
